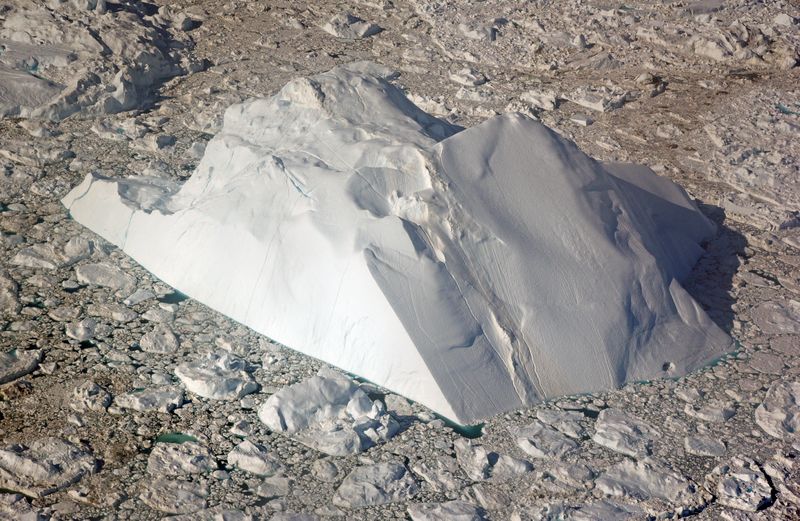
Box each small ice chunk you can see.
[140,478,208,514]
[571,114,593,126]
[684,435,726,457]
[64,318,97,342]
[174,352,257,400]
[750,300,800,334]
[754,381,800,440]
[322,14,381,40]
[513,420,578,459]
[255,476,291,499]
[0,274,20,314]
[114,387,184,413]
[0,438,98,497]
[449,68,487,87]
[332,461,418,508]
[596,458,697,504]
[411,457,463,492]
[75,263,136,293]
[227,440,283,477]
[684,401,736,423]
[0,349,41,384]
[454,439,532,482]
[408,500,487,521]
[520,90,558,111]
[709,457,773,512]
[140,326,180,354]
[71,381,111,412]
[592,409,656,457]
[148,442,216,476]
[124,288,156,306]
[536,409,586,439]
[258,368,399,456]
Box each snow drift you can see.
[62,62,732,423]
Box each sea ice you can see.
[62,62,732,423]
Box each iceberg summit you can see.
[63,62,732,424]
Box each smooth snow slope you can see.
[63,62,732,423]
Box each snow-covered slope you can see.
[62,62,732,423]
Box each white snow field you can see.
[62,62,732,424]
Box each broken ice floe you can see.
[63,62,732,423]
[258,368,399,456]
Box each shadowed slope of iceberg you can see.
[62,62,732,424]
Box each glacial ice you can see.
[62,62,732,423]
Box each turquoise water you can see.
[154,432,198,444]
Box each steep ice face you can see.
[62,62,732,423]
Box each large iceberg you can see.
[63,63,732,424]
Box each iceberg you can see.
[62,62,732,423]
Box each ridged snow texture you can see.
[63,62,732,423]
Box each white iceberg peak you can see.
[63,62,731,423]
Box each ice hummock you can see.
[62,62,732,424]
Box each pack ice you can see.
[62,62,732,423]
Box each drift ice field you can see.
[63,63,732,424]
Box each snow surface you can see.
[62,62,732,423]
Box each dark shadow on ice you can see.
[683,202,747,335]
